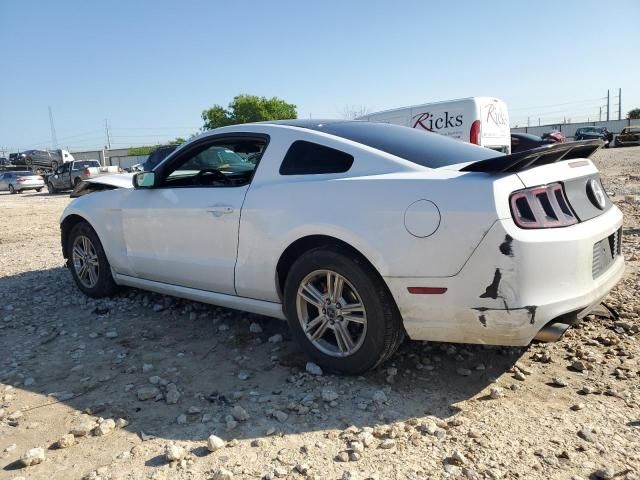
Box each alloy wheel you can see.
[72,235,100,288]
[296,269,367,357]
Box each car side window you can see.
[279,141,354,175]
[158,137,267,188]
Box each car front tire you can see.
[67,221,118,298]
[47,182,56,194]
[283,246,404,374]
[8,184,15,194]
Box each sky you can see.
[1,0,638,152]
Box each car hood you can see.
[84,173,134,189]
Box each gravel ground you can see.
[0,147,639,480]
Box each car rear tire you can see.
[67,221,118,298]
[73,177,81,188]
[8,184,15,194]
[51,160,59,171]
[47,182,56,194]
[283,246,404,374]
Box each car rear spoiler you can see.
[460,140,603,173]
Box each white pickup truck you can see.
[47,160,122,193]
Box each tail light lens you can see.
[83,168,90,177]
[16,177,25,183]
[510,183,577,229]
[470,120,481,145]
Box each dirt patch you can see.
[1,149,639,480]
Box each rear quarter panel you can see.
[233,125,524,302]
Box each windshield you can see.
[292,121,503,168]
[75,161,100,169]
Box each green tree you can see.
[628,108,640,120]
[202,94,297,130]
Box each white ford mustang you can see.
[60,120,624,373]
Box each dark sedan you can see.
[614,126,640,147]
[574,127,613,146]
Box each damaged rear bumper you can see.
[385,206,624,345]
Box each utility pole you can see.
[538,118,540,127]
[527,117,530,127]
[606,89,610,121]
[104,119,111,149]
[48,106,58,149]
[617,88,622,121]
[599,107,602,122]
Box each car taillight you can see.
[16,177,25,183]
[470,120,481,145]
[510,183,577,229]
[83,168,90,177]
[118,167,123,173]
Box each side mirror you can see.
[133,171,156,189]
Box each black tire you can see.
[47,182,56,194]
[73,177,81,187]
[283,246,404,374]
[67,221,118,298]
[35,187,42,192]
[51,160,59,171]
[8,184,15,194]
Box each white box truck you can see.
[357,97,511,153]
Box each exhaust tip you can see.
[534,322,570,342]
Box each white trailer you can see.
[358,96,511,153]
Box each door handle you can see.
[206,205,234,217]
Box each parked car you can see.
[9,153,24,166]
[574,127,613,146]
[614,126,640,147]
[541,130,566,143]
[0,170,44,194]
[60,120,623,374]
[358,97,512,153]
[20,149,74,172]
[0,157,13,168]
[47,160,122,193]
[510,133,554,153]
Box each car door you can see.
[0,173,6,191]
[120,134,267,295]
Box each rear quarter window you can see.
[280,141,354,175]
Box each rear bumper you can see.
[385,206,624,345]
[16,181,45,190]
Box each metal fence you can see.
[512,118,640,139]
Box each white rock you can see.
[19,447,45,466]
[249,322,263,333]
[379,438,396,449]
[71,421,96,437]
[231,405,250,421]
[164,443,185,461]
[207,434,226,452]
[94,418,116,436]
[268,334,283,343]
[137,386,160,401]
[115,418,129,428]
[55,433,76,449]
[273,410,289,422]
[105,330,118,338]
[305,362,323,375]
[212,467,234,480]
[165,384,180,404]
[321,388,339,402]
[372,390,387,403]
[176,414,187,425]
[142,363,153,373]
